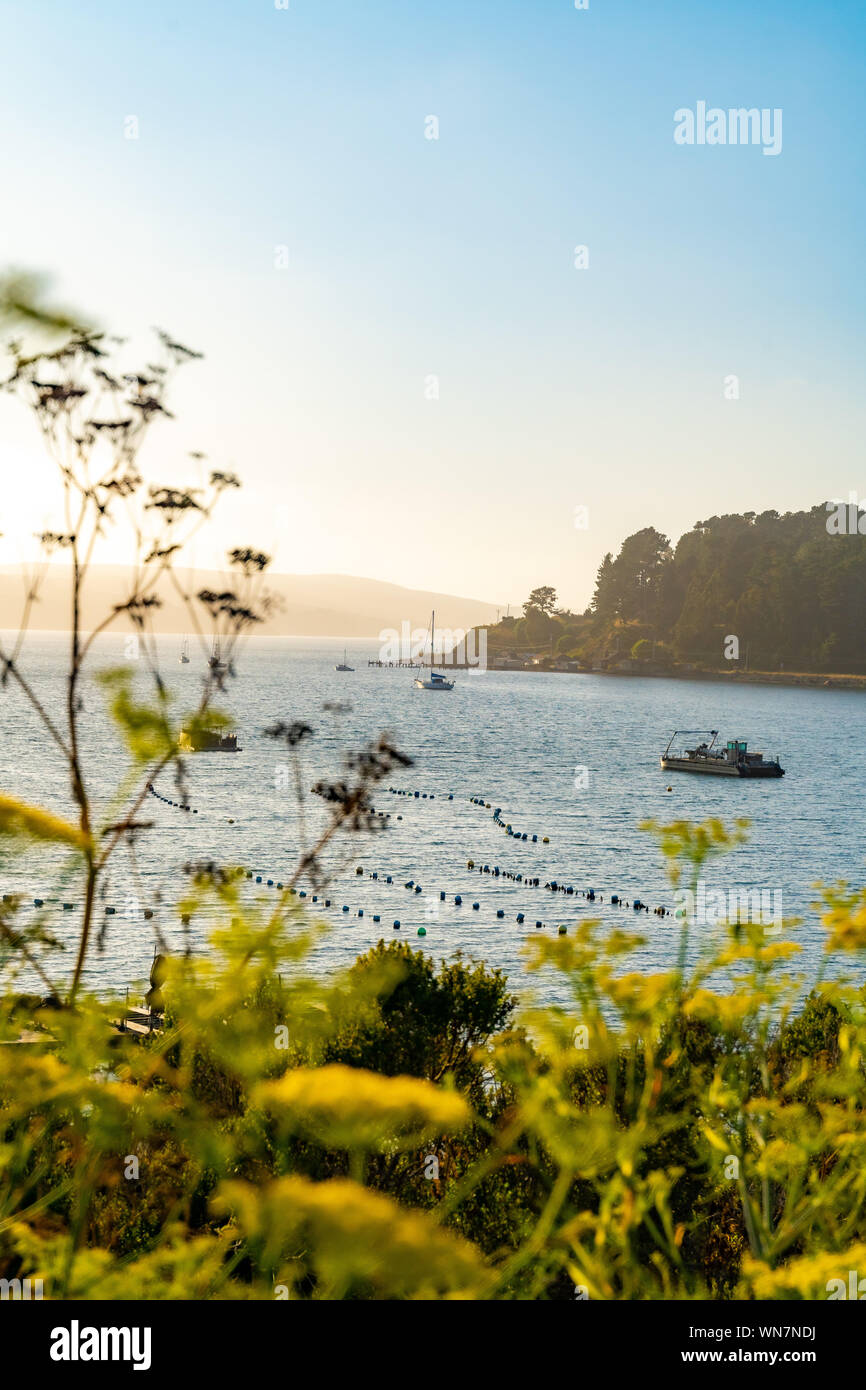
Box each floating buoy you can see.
[393,920,401,929]
[558,925,567,935]
[455,895,462,905]
[106,906,116,915]
[472,902,480,910]
[496,909,504,919]
[325,899,331,907]
[373,914,380,923]
[467,860,474,869]
[34,898,44,907]
[299,890,306,898]
[414,885,422,894]
[63,902,74,911]
[342,905,349,913]
[439,891,446,900]
[542,837,549,844]
[256,876,262,884]
[358,909,364,917]
[144,909,154,920]
[417,927,426,936]
[535,921,543,929]
[516,913,525,923]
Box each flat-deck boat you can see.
[179,727,240,753]
[660,730,784,778]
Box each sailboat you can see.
[335,648,354,672]
[414,611,455,690]
[179,636,190,665]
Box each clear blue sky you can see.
[1,0,863,610]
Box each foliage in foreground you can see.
[1,821,866,1301]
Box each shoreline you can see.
[485,663,866,691]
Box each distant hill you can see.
[0,565,499,637]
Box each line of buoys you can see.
[464,858,670,918]
[469,798,550,845]
[147,782,201,815]
[387,787,453,801]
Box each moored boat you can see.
[414,610,455,690]
[179,727,240,752]
[660,730,784,778]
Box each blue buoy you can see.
[472,902,480,910]
[440,891,446,900]
[342,905,349,913]
[455,895,462,905]
[373,914,380,923]
[517,913,525,923]
[496,909,504,919]
[393,920,401,929]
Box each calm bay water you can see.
[1,632,863,1002]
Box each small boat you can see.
[208,636,227,674]
[335,648,354,672]
[179,726,240,753]
[414,611,455,691]
[179,636,190,665]
[661,730,784,778]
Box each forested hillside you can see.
[484,505,866,673]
